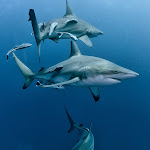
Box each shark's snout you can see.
[114,71,139,80]
[125,71,139,79]
[97,29,104,35]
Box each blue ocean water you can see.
[0,0,150,150]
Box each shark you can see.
[8,41,138,102]
[65,106,94,150]
[28,0,103,61]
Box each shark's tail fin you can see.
[65,106,76,133]
[29,9,41,62]
[12,52,35,89]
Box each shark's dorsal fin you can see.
[64,0,75,17]
[70,41,81,58]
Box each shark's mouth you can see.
[105,72,138,81]
[111,77,121,81]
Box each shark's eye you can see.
[79,124,83,127]
[112,71,120,74]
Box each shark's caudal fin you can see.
[69,41,81,58]
[65,106,77,133]
[29,9,41,62]
[12,52,35,89]
[64,0,75,17]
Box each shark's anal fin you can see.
[89,87,100,102]
[79,35,92,47]
[36,77,79,88]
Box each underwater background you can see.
[0,0,150,149]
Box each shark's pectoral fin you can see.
[89,87,100,102]
[79,35,92,47]
[49,22,58,36]
[36,77,80,88]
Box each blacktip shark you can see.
[8,41,138,102]
[65,106,94,150]
[28,0,103,61]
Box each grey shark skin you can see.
[65,107,94,150]
[10,41,138,102]
[28,0,103,61]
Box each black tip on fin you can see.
[38,67,45,73]
[23,84,27,89]
[93,96,99,102]
[89,87,100,102]
[36,81,41,86]
[54,66,63,72]
[28,9,34,21]
[7,55,8,60]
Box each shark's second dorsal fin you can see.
[64,0,75,17]
[70,41,81,58]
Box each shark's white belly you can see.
[72,75,121,87]
[52,74,120,88]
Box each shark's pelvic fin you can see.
[70,41,81,58]
[64,0,75,17]
[89,87,100,102]
[79,35,93,47]
[12,52,35,89]
[36,77,79,88]
[29,9,41,62]
[64,106,76,133]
